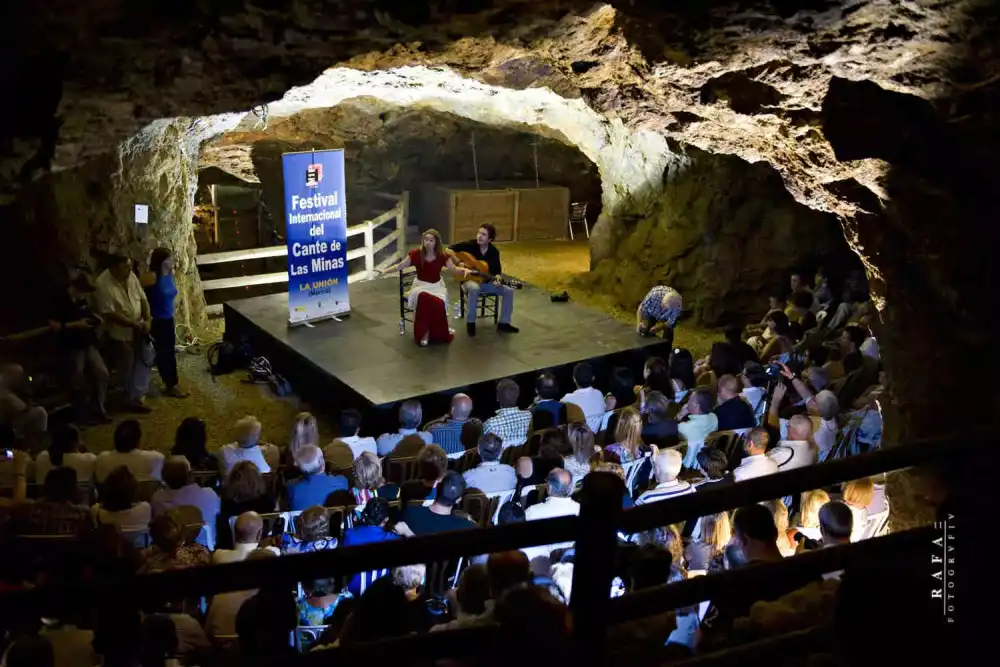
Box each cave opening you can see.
[192,95,604,311]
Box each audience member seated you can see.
[34,424,96,485]
[283,445,348,511]
[523,468,580,570]
[530,372,568,429]
[768,414,817,471]
[636,447,694,505]
[694,342,742,391]
[696,504,818,652]
[170,417,215,472]
[0,363,48,451]
[279,505,337,553]
[609,546,679,659]
[731,428,778,482]
[377,400,433,456]
[351,451,399,506]
[326,409,376,463]
[444,563,488,623]
[591,461,633,509]
[739,364,769,417]
[433,551,531,631]
[811,268,834,310]
[426,393,474,456]
[787,291,817,332]
[343,498,399,546]
[286,411,319,467]
[218,416,275,476]
[138,510,210,573]
[834,325,881,408]
[12,467,91,536]
[687,511,732,573]
[397,471,477,536]
[713,375,756,431]
[723,325,759,368]
[515,427,567,487]
[758,311,794,361]
[772,500,797,557]
[497,500,526,526]
[234,572,298,665]
[692,448,734,491]
[678,388,719,468]
[399,444,448,505]
[791,489,830,542]
[668,350,696,404]
[483,378,532,447]
[298,577,344,627]
[91,466,151,533]
[463,433,516,494]
[213,511,264,564]
[841,477,874,542]
[818,501,853,549]
[205,548,277,641]
[150,457,220,545]
[640,391,679,448]
[220,462,276,538]
[561,362,609,432]
[329,573,418,646]
[95,420,164,483]
[605,406,645,465]
[563,422,596,485]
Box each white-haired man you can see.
[768,414,817,471]
[218,416,273,476]
[636,285,682,348]
[284,445,349,511]
[636,447,694,505]
[769,362,841,457]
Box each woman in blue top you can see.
[141,248,188,398]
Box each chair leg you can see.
[460,288,466,318]
[584,219,590,239]
[568,218,575,240]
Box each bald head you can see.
[788,414,814,441]
[451,393,473,420]
[234,511,263,544]
[653,448,683,484]
[717,374,741,401]
[547,468,573,497]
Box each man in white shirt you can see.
[463,433,517,494]
[151,457,221,547]
[769,414,817,471]
[327,408,377,462]
[769,364,840,457]
[218,416,271,476]
[732,428,779,482]
[205,548,276,639]
[377,400,432,456]
[94,254,152,412]
[636,447,694,505]
[213,511,264,564]
[94,419,164,483]
[560,362,608,433]
[678,388,719,469]
[523,468,580,570]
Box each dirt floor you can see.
[76,240,722,456]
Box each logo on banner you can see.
[305,164,323,187]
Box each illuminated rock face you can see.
[1,0,998,443]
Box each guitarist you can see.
[450,224,519,337]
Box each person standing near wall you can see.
[141,248,188,398]
[95,254,152,413]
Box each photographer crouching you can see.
[636,286,682,349]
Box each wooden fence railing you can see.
[196,191,409,311]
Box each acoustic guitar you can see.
[449,251,524,289]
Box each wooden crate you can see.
[414,182,569,243]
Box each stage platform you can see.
[223,276,671,434]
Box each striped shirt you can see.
[635,480,695,505]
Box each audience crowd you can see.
[0,268,893,665]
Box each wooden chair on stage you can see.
[458,287,499,325]
[398,269,416,333]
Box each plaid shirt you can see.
[14,500,92,536]
[483,407,532,447]
[640,286,682,327]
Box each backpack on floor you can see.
[207,341,251,376]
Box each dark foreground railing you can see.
[0,430,985,665]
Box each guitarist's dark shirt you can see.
[451,240,502,277]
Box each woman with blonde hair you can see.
[794,489,830,542]
[841,477,875,542]
[563,422,597,484]
[605,407,644,464]
[351,451,399,506]
[772,499,797,557]
[689,511,732,573]
[288,412,319,465]
[379,229,471,347]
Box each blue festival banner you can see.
[282,149,350,325]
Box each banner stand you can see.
[282,149,351,326]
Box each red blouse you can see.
[408,248,449,283]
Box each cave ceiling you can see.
[2,0,995,229]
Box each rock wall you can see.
[0,118,238,334]
[583,143,855,325]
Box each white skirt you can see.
[407,277,449,312]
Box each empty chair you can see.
[567,202,589,240]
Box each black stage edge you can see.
[223,277,671,435]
